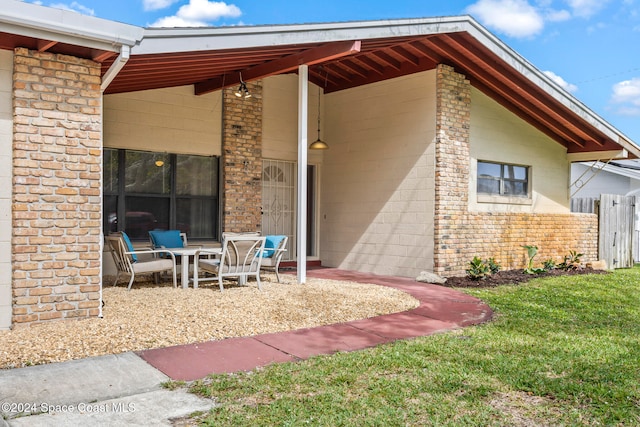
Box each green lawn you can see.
[189,268,640,426]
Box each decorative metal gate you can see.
[262,160,296,261]
[598,194,637,269]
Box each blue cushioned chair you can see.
[260,235,288,283]
[149,230,187,250]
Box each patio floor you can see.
[137,268,493,381]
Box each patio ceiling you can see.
[1,14,637,159]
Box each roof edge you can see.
[0,0,144,52]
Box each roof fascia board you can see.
[136,16,471,54]
[0,0,144,51]
[578,161,640,181]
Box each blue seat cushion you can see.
[149,230,184,249]
[262,235,285,258]
[121,231,137,262]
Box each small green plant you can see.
[523,245,546,274]
[558,250,583,270]
[543,258,556,271]
[486,257,501,274]
[466,256,491,280]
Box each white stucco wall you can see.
[262,74,324,165]
[0,50,13,329]
[469,87,570,213]
[320,71,437,278]
[103,85,221,155]
[571,163,635,198]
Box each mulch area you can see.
[443,267,609,288]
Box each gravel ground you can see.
[0,274,419,369]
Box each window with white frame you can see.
[477,161,529,198]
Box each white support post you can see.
[297,65,308,284]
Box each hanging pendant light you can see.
[309,85,328,150]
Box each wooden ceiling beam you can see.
[371,50,402,70]
[391,45,420,66]
[37,39,57,52]
[426,35,586,147]
[194,40,361,95]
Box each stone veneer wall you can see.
[433,64,598,277]
[12,48,102,326]
[222,81,263,233]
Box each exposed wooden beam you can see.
[426,36,587,148]
[194,40,361,95]
[37,39,57,52]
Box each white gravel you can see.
[0,274,419,369]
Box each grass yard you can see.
[189,267,640,426]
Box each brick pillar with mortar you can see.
[12,48,102,326]
[433,64,472,276]
[221,80,263,233]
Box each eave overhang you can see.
[0,5,637,159]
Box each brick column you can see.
[433,64,472,276]
[12,48,102,325]
[221,80,263,233]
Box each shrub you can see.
[558,250,583,271]
[543,259,556,271]
[466,256,491,280]
[486,257,501,274]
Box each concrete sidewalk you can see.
[0,269,493,426]
[0,352,216,426]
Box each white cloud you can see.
[566,0,611,18]
[150,0,241,27]
[543,71,578,93]
[545,9,571,22]
[465,0,544,38]
[611,78,640,114]
[143,0,180,11]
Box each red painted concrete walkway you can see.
[137,269,493,381]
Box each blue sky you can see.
[25,0,640,144]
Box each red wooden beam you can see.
[194,40,361,95]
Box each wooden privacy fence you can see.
[573,194,638,269]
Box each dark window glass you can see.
[124,196,169,239]
[103,149,118,193]
[104,195,118,234]
[125,151,171,194]
[176,155,218,196]
[104,149,219,241]
[176,198,217,238]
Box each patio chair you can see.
[193,235,266,291]
[149,229,187,250]
[105,232,177,290]
[260,235,288,283]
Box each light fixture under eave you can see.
[309,85,329,150]
[155,160,164,167]
[234,72,251,99]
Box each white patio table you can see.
[164,246,222,289]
